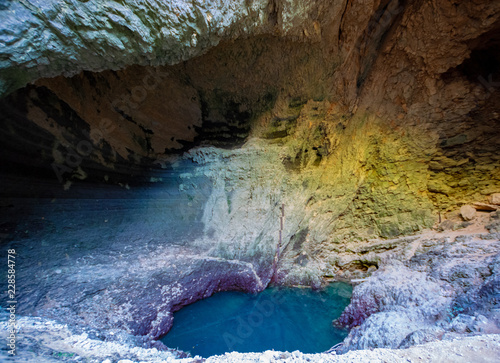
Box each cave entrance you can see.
[161,282,352,358]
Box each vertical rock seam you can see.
[271,203,285,283]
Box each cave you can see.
[1,0,500,362]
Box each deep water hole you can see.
[161,282,352,358]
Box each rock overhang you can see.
[0,0,328,97]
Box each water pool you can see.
[161,282,352,357]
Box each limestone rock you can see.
[473,314,491,333]
[2,314,500,362]
[341,311,420,350]
[398,327,445,349]
[337,237,500,352]
[490,194,500,205]
[450,314,475,333]
[460,205,476,221]
[0,0,320,97]
[0,0,500,359]
[438,220,455,231]
[336,262,451,331]
[486,212,500,233]
[473,203,498,211]
[427,181,451,196]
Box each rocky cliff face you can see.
[1,0,500,359]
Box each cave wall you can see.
[1,0,500,288]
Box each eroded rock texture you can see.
[335,232,500,351]
[0,0,500,357]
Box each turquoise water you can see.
[161,282,352,357]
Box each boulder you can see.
[340,311,420,351]
[438,220,455,231]
[460,205,476,221]
[399,327,445,348]
[473,314,490,333]
[450,314,476,333]
[490,193,500,205]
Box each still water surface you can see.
[161,282,352,357]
